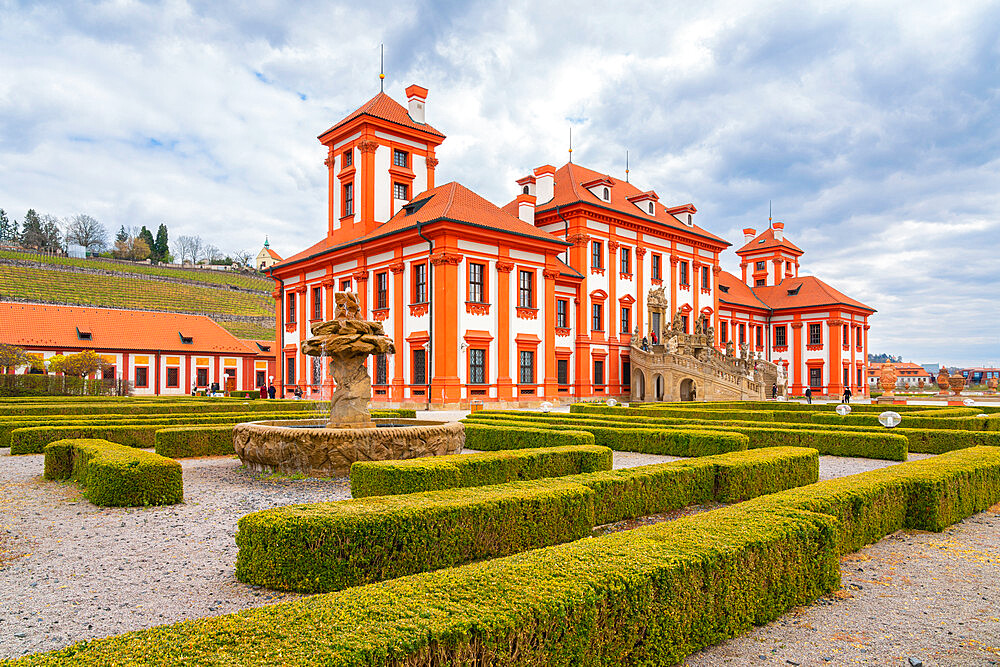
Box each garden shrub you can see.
[462,423,595,451]
[43,438,182,507]
[810,411,1000,431]
[154,426,235,458]
[235,479,596,593]
[350,444,611,497]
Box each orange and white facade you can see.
[717,223,875,397]
[270,86,874,406]
[0,302,276,395]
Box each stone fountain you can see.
[233,292,464,478]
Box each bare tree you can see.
[204,244,223,263]
[65,214,108,252]
[232,249,254,267]
[189,235,204,263]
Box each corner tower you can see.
[735,220,804,288]
[317,85,446,244]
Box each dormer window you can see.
[648,202,654,214]
[787,284,801,296]
[603,187,610,201]
[393,149,408,168]
[179,332,194,344]
[523,185,530,195]
[255,342,271,352]
[76,327,92,341]
[687,214,692,225]
[719,285,730,293]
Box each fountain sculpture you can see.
[233,292,464,478]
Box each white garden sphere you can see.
[607,398,618,407]
[539,401,553,413]
[977,414,989,418]
[878,411,902,428]
[963,398,975,406]
[836,404,852,416]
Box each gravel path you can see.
[0,445,994,663]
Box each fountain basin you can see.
[233,418,465,478]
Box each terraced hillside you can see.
[0,251,275,339]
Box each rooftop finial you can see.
[568,126,573,163]
[264,236,269,248]
[379,44,385,92]
[769,200,772,223]
[625,149,629,183]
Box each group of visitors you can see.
[258,384,277,399]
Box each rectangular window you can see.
[755,260,766,271]
[775,325,786,347]
[393,149,408,168]
[701,266,709,288]
[842,324,849,341]
[620,247,630,274]
[843,368,850,387]
[856,327,862,347]
[414,264,427,303]
[809,323,822,345]
[393,182,408,200]
[739,322,746,344]
[591,241,603,269]
[196,368,209,387]
[519,350,535,384]
[166,367,179,388]
[376,272,388,310]
[622,361,630,386]
[134,367,148,388]
[103,366,116,380]
[518,270,533,308]
[620,306,630,334]
[469,262,485,303]
[591,303,603,331]
[340,279,351,292]
[857,368,863,386]
[720,321,728,343]
[375,354,388,385]
[412,349,426,385]
[312,287,322,320]
[651,254,661,280]
[755,326,763,347]
[755,278,766,287]
[557,359,569,385]
[556,299,567,328]
[469,349,486,384]
[593,359,605,386]
[681,315,689,333]
[680,261,689,285]
[286,356,296,386]
[342,150,352,167]
[287,292,296,323]
[343,182,354,216]
[809,367,822,388]
[255,370,265,388]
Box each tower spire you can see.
[769,200,772,224]
[379,44,385,92]
[568,127,573,163]
[625,149,629,183]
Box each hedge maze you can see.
[5,398,1000,666]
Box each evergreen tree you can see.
[19,209,44,248]
[0,209,11,244]
[153,224,169,262]
[138,226,156,261]
[40,214,63,252]
[116,225,129,243]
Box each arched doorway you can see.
[632,369,646,401]
[680,378,697,401]
[654,374,664,401]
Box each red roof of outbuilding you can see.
[0,302,259,355]
[319,92,445,140]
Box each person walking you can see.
[259,383,267,399]
[267,384,276,399]
[805,387,812,404]
[843,386,852,403]
[772,384,777,399]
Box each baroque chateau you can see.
[269,85,874,406]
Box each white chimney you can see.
[405,84,428,124]
[772,221,784,242]
[517,194,536,224]
[743,228,756,244]
[533,165,556,204]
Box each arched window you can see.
[687,213,692,225]
[648,202,654,214]
[522,185,529,195]
[603,187,610,201]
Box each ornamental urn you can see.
[878,364,897,395]
[937,368,950,391]
[988,377,998,394]
[948,372,966,396]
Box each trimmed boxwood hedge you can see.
[350,443,611,497]
[466,410,907,461]
[235,479,596,593]
[18,447,1000,666]
[0,399,324,417]
[810,411,1000,431]
[463,417,749,456]
[43,439,182,507]
[462,423,596,451]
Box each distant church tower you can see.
[256,237,282,271]
[318,85,446,243]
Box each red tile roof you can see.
[319,92,445,140]
[736,227,803,255]
[717,273,874,313]
[262,247,282,261]
[0,302,259,355]
[526,162,728,246]
[277,182,567,267]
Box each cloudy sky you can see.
[1,0,998,366]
